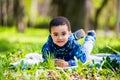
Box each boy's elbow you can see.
[79,54,86,63]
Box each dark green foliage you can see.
[102,56,120,72]
[0,39,12,53]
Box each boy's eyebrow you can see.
[52,31,67,34]
[61,31,66,33]
[62,31,66,32]
[53,32,58,34]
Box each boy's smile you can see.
[50,24,71,47]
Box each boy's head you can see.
[49,16,71,47]
[49,16,71,33]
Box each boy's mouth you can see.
[57,41,64,43]
[56,40,66,46]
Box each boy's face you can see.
[50,24,71,47]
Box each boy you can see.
[42,16,96,67]
[11,17,120,69]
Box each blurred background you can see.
[0,0,120,54]
[0,0,120,33]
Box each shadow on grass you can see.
[0,39,12,53]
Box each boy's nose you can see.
[58,36,62,39]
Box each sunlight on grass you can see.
[0,27,120,54]
[92,36,120,54]
[0,27,49,43]
[0,27,49,54]
[0,27,120,80]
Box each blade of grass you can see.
[106,45,120,55]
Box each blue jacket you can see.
[42,34,86,66]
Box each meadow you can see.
[0,27,120,80]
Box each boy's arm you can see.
[67,51,86,67]
[42,43,51,61]
[68,59,78,66]
[74,46,86,63]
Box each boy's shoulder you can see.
[42,35,53,50]
[68,35,81,48]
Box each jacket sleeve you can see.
[67,47,86,66]
[42,43,51,61]
[74,45,86,63]
[68,60,78,66]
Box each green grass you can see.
[0,27,120,58]
[92,36,120,54]
[0,27,49,54]
[0,27,120,55]
[0,27,120,79]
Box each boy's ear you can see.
[69,31,71,35]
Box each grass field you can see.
[0,27,120,55]
[0,27,49,54]
[0,27,120,79]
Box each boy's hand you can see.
[54,59,68,67]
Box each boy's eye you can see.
[53,33,58,36]
[62,32,66,36]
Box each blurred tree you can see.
[84,0,93,31]
[0,0,7,26]
[116,0,120,36]
[13,0,26,32]
[0,0,14,26]
[104,0,116,32]
[50,0,86,31]
[0,0,3,25]
[0,0,119,33]
[7,0,14,26]
[0,0,26,32]
[94,0,108,30]
[30,0,38,27]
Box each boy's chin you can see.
[57,44,65,47]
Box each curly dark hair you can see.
[49,16,71,33]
